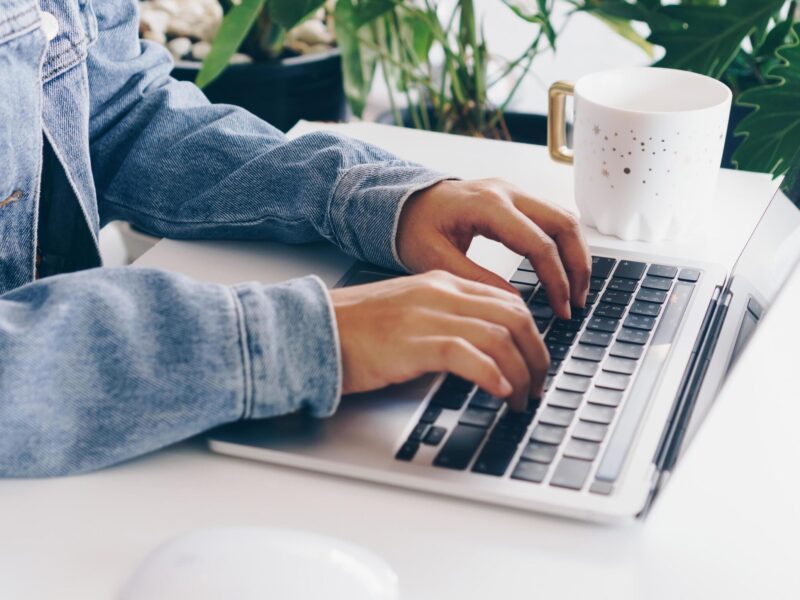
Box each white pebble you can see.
[166,36,192,59]
[191,40,212,61]
[229,52,253,64]
[291,19,334,45]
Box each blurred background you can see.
[103,0,799,265]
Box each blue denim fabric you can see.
[0,0,447,476]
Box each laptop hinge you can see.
[641,285,732,515]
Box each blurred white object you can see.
[98,222,130,267]
[118,527,399,600]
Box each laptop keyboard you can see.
[395,255,702,494]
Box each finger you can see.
[413,336,513,399]
[509,192,592,308]
[428,244,519,296]
[447,294,549,399]
[473,197,572,319]
[416,312,531,411]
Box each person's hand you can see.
[397,178,591,319]
[330,271,548,410]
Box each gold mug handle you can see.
[548,81,575,165]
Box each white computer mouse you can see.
[118,527,399,600]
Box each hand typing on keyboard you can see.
[395,178,592,319]
[330,271,549,410]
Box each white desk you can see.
[2,123,797,600]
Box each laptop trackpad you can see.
[208,375,435,461]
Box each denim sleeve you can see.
[87,0,448,272]
[0,268,340,477]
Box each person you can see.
[0,0,590,477]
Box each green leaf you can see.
[196,0,265,89]
[733,25,800,177]
[334,0,387,117]
[501,0,557,48]
[649,0,786,79]
[588,12,654,58]
[266,0,325,30]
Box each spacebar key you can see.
[594,282,695,483]
[434,425,487,470]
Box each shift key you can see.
[433,424,487,470]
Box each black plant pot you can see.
[172,49,347,133]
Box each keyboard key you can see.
[563,438,600,461]
[610,342,644,360]
[595,372,631,391]
[511,460,549,483]
[607,278,638,293]
[550,457,592,490]
[534,317,551,333]
[617,328,650,345]
[519,258,535,272]
[531,288,549,305]
[511,270,539,286]
[571,305,592,319]
[587,316,619,333]
[591,256,616,279]
[472,441,519,476]
[585,291,599,305]
[629,301,662,317]
[469,390,504,411]
[612,260,647,281]
[588,388,623,407]
[395,440,419,461]
[538,406,575,427]
[641,276,672,291]
[581,404,616,424]
[422,425,447,445]
[572,343,606,362]
[556,375,592,393]
[600,291,633,306]
[459,407,498,428]
[678,268,701,282]
[547,360,562,376]
[603,356,637,376]
[546,343,571,361]
[580,330,613,347]
[490,409,536,444]
[409,422,429,440]
[430,386,471,410]
[512,282,536,301]
[545,329,578,346]
[589,480,615,495]
[589,277,606,292]
[636,289,668,304]
[434,425,487,470]
[531,304,555,319]
[543,375,553,392]
[441,374,473,392]
[624,314,656,331]
[594,303,625,319]
[552,318,584,333]
[563,358,599,377]
[547,390,583,410]
[648,264,678,279]
[530,424,567,445]
[521,442,558,464]
[419,405,442,424]
[573,421,608,443]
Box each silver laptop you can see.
[207,166,800,522]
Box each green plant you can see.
[196,0,328,88]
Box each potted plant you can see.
[138,0,345,132]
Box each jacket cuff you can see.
[329,160,451,272]
[232,275,342,419]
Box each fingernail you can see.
[564,303,572,319]
[498,378,513,397]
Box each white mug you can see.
[548,67,732,242]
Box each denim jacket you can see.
[0,0,445,476]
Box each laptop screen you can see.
[724,164,800,363]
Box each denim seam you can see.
[0,6,39,44]
[310,275,343,413]
[229,286,253,419]
[101,197,309,228]
[42,36,88,82]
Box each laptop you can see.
[204,164,800,522]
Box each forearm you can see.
[0,267,340,477]
[88,0,447,271]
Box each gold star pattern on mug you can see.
[601,168,609,177]
[593,125,600,135]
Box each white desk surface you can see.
[2,122,797,600]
